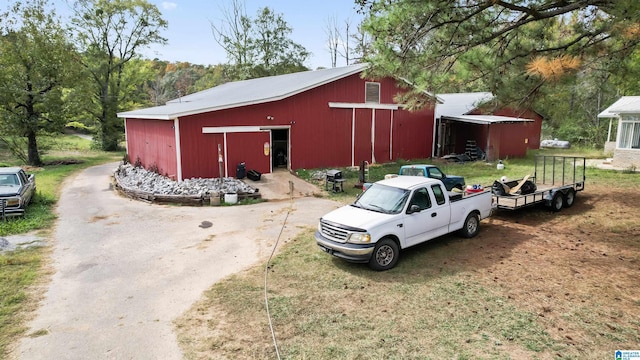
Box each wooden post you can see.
[217,144,223,179]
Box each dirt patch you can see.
[466,185,640,354]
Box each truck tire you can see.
[551,192,564,212]
[460,212,480,238]
[564,189,576,208]
[368,238,399,271]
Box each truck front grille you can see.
[320,221,349,243]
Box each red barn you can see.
[434,93,543,161]
[118,64,436,180]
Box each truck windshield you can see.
[0,174,19,186]
[354,184,409,214]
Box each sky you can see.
[42,0,364,69]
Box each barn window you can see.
[365,82,380,103]
[618,115,640,149]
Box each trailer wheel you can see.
[551,192,564,212]
[368,238,399,271]
[564,189,576,208]
[460,212,480,238]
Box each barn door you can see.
[226,132,271,176]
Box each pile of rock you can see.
[114,164,258,197]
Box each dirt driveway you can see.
[16,163,340,359]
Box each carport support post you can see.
[218,144,223,180]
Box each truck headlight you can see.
[348,233,371,244]
[6,197,20,207]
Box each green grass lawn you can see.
[0,134,122,358]
[297,148,624,201]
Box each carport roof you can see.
[118,64,369,120]
[442,115,534,125]
[435,92,494,119]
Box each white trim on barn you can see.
[202,126,270,134]
[174,118,182,181]
[442,115,534,124]
[328,102,399,110]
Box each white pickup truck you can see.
[315,176,493,271]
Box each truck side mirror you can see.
[408,204,421,214]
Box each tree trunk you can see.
[27,130,42,166]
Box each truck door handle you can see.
[431,213,437,217]
[397,224,403,228]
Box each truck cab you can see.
[398,164,465,191]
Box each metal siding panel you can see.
[125,119,177,179]
[374,109,392,162]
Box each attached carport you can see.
[437,114,535,161]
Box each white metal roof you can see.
[118,63,369,120]
[597,96,640,117]
[434,92,494,119]
[442,114,533,125]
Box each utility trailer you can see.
[492,156,586,212]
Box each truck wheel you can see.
[460,212,480,238]
[368,238,399,271]
[551,192,564,212]
[564,189,576,208]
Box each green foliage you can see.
[70,0,168,151]
[211,0,310,80]
[65,121,94,135]
[0,0,81,165]
[361,1,640,103]
[358,1,640,147]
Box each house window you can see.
[365,82,380,103]
[619,115,640,149]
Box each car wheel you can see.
[460,212,480,238]
[368,238,399,271]
[551,192,564,212]
[564,189,576,208]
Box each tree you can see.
[325,15,340,67]
[70,0,167,151]
[211,0,253,78]
[325,15,359,67]
[211,1,309,79]
[358,1,640,110]
[0,0,79,165]
[250,7,309,76]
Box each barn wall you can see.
[125,118,178,179]
[226,132,271,177]
[176,73,435,178]
[491,108,543,151]
[460,107,543,160]
[392,107,433,161]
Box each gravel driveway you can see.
[17,162,339,359]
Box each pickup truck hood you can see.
[321,204,396,230]
[0,186,20,197]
